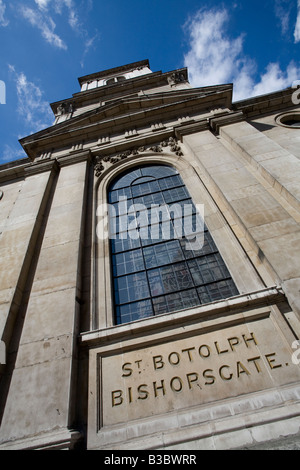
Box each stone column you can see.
[0,162,57,369]
[219,121,300,318]
[180,126,300,318]
[220,120,300,211]
[0,157,89,449]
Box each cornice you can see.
[0,161,29,182]
[51,68,189,115]
[24,157,59,176]
[20,86,233,160]
[0,157,59,183]
[78,59,150,85]
[51,71,163,113]
[174,110,245,139]
[175,119,210,140]
[56,149,91,167]
[233,87,296,118]
[0,151,92,183]
[209,111,245,133]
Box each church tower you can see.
[0,60,300,450]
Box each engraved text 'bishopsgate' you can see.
[110,331,287,408]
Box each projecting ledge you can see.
[80,286,284,346]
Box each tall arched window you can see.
[108,165,238,325]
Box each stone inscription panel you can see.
[99,317,300,427]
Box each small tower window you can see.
[106,76,126,86]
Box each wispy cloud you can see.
[20,5,67,49]
[80,32,100,68]
[8,65,53,134]
[2,144,27,163]
[274,0,293,35]
[183,7,300,101]
[294,0,300,42]
[0,0,8,27]
[34,0,80,32]
[34,0,51,10]
[21,0,98,62]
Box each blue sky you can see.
[0,0,299,164]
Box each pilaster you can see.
[0,157,89,447]
[182,124,300,317]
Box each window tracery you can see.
[108,164,238,325]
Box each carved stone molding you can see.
[167,72,187,86]
[97,136,110,145]
[93,137,183,178]
[125,128,138,138]
[151,122,165,131]
[38,150,52,161]
[71,141,84,152]
[56,102,74,116]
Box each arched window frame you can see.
[92,152,265,331]
[105,76,126,86]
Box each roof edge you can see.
[78,59,150,86]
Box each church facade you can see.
[0,59,300,450]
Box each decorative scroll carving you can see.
[94,157,105,177]
[0,190,3,201]
[93,137,183,178]
[167,72,186,86]
[56,102,73,116]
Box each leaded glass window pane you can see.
[153,289,200,316]
[108,164,239,325]
[114,271,149,304]
[131,180,160,197]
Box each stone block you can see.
[20,287,78,343]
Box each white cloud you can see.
[21,1,82,49]
[249,62,300,97]
[183,9,246,87]
[274,0,300,43]
[68,7,79,30]
[2,144,26,163]
[21,6,67,49]
[37,0,80,31]
[80,32,99,68]
[0,0,8,26]
[274,0,293,35]
[20,1,97,60]
[8,65,53,134]
[183,7,300,101]
[294,0,300,42]
[34,0,51,10]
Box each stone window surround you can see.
[91,150,266,331]
[105,76,126,86]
